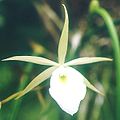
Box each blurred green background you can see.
[0,0,119,120]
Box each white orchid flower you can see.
[2,4,112,115]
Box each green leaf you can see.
[64,57,112,66]
[2,56,59,66]
[84,78,104,96]
[58,4,69,64]
[16,66,57,99]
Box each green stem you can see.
[90,1,120,120]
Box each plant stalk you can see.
[90,1,120,120]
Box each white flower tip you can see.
[98,90,105,96]
[106,58,113,61]
[1,57,13,61]
[62,4,65,7]
[1,58,7,61]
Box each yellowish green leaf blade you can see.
[58,4,69,64]
[2,56,59,66]
[16,66,57,99]
[84,78,104,96]
[64,57,112,66]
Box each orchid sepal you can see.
[2,56,59,66]
[58,4,69,64]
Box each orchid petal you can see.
[49,66,86,115]
[58,4,69,64]
[64,57,112,66]
[2,56,59,66]
[84,78,104,96]
[16,66,57,99]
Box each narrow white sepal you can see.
[64,57,112,66]
[58,4,69,64]
[49,66,86,115]
[84,78,104,96]
[16,66,57,99]
[2,56,59,66]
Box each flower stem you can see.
[89,0,120,120]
